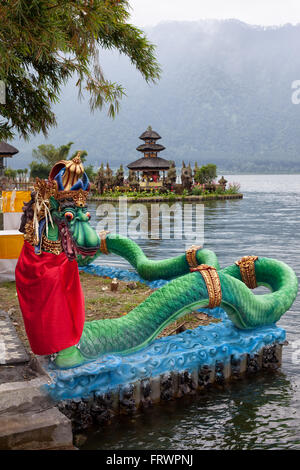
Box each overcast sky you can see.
[130,0,300,27]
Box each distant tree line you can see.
[3,143,232,197]
[29,142,96,182]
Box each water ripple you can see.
[82,175,300,450]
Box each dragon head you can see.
[49,196,100,263]
[21,153,100,263]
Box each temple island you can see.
[91,126,243,202]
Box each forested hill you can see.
[11,20,300,173]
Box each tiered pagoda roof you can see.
[128,126,170,171]
[139,128,161,141]
[136,143,165,153]
[127,156,170,171]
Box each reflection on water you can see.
[82,372,300,450]
[83,174,300,450]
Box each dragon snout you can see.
[70,223,100,261]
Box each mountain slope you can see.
[11,19,300,172]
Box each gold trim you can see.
[41,235,63,255]
[185,245,202,268]
[99,230,110,255]
[235,256,258,289]
[24,220,36,246]
[33,178,58,225]
[56,188,88,208]
[34,178,58,201]
[191,264,222,308]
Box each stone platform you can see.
[0,310,74,450]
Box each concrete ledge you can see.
[56,344,284,433]
[0,377,53,414]
[0,407,74,450]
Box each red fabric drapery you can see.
[15,241,85,355]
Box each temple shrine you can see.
[127,126,170,188]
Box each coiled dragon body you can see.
[56,234,298,368]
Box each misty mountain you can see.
[11,19,300,173]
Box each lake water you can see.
[82,174,300,450]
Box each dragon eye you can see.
[64,211,74,221]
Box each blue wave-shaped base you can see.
[45,266,285,401]
[79,263,170,289]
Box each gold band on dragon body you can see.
[185,245,203,268]
[235,255,258,289]
[190,264,222,309]
[99,230,110,255]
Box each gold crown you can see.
[56,188,89,207]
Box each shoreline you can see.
[88,193,243,203]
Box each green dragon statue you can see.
[15,155,298,369]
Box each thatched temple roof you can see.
[139,127,161,141]
[0,142,19,157]
[136,143,165,153]
[127,156,170,171]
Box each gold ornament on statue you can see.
[185,245,203,268]
[56,188,89,207]
[49,152,89,207]
[235,256,258,289]
[99,230,110,255]
[61,153,85,191]
[190,264,222,309]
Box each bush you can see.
[191,186,204,195]
[226,182,241,194]
[194,164,217,184]
[215,185,225,194]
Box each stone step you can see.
[0,377,54,414]
[0,310,29,365]
[0,407,74,450]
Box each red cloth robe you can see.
[15,241,85,355]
